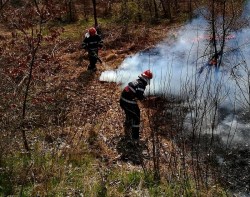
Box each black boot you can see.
[124,122,131,139]
[87,64,92,70]
[132,130,139,140]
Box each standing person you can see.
[82,27,103,71]
[120,70,153,141]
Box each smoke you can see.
[99,8,250,146]
[100,17,209,96]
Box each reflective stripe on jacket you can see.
[82,34,103,51]
[120,78,147,104]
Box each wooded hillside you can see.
[0,0,249,196]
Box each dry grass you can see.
[0,14,231,196]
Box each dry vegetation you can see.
[1,0,247,196]
[0,23,226,196]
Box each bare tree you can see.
[153,0,159,19]
[188,0,192,20]
[1,0,64,152]
[92,0,98,27]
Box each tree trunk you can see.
[65,0,77,22]
[69,0,73,21]
[166,0,172,20]
[153,0,158,19]
[211,0,218,56]
[188,0,192,20]
[92,0,98,27]
[160,0,167,18]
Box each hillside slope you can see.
[0,20,232,196]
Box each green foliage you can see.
[0,129,231,196]
[56,18,108,40]
[0,153,30,196]
[144,171,158,188]
[147,180,195,197]
[0,170,14,196]
[96,183,107,197]
[0,135,98,196]
[123,170,142,188]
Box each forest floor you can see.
[54,21,181,164]
[1,18,236,196]
[24,22,193,188]
[49,20,249,195]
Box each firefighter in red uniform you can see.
[82,27,103,71]
[120,70,153,141]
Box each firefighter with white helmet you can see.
[82,27,103,71]
[120,70,153,140]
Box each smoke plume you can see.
[99,7,250,146]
